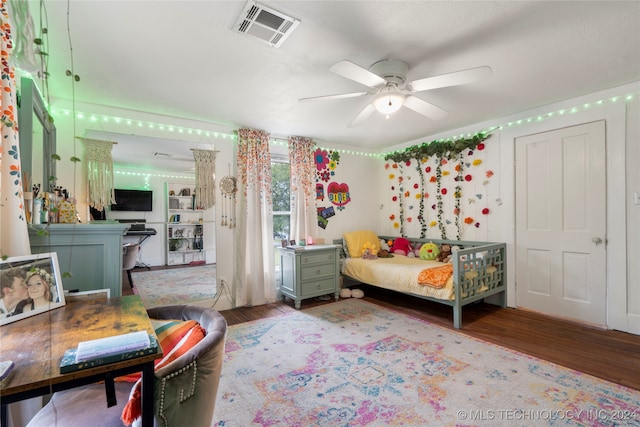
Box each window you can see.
[271,160,290,243]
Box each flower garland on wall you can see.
[384,132,494,240]
[435,156,446,239]
[454,152,463,240]
[416,160,427,238]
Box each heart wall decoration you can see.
[327,182,351,211]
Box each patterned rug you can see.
[213,299,640,427]
[131,264,216,308]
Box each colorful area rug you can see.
[131,265,216,308]
[213,299,640,427]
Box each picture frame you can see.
[0,252,66,326]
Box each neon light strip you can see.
[53,91,636,159]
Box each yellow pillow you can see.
[343,230,381,258]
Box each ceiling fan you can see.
[299,59,492,127]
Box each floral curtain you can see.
[234,128,276,306]
[0,1,30,257]
[81,138,116,211]
[288,136,316,243]
[192,148,216,210]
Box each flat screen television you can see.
[111,189,153,211]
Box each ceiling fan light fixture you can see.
[373,92,405,115]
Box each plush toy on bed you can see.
[436,244,452,263]
[419,241,440,260]
[390,237,414,257]
[376,239,393,257]
[361,241,378,260]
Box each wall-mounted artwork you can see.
[327,182,351,211]
[1,253,66,325]
[315,183,325,201]
[314,148,341,182]
[317,206,336,229]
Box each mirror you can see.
[18,77,56,193]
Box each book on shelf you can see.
[60,335,158,374]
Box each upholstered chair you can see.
[27,305,227,427]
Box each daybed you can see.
[336,231,507,329]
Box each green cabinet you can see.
[278,245,340,309]
[29,223,129,298]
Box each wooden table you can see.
[0,295,161,427]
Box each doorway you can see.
[515,121,606,325]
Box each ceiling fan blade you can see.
[409,66,492,92]
[403,95,448,120]
[330,60,387,88]
[298,91,368,102]
[348,104,376,127]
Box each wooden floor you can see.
[123,271,640,391]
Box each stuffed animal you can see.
[390,237,412,256]
[379,239,390,251]
[377,249,393,258]
[419,242,440,260]
[361,241,378,260]
[436,244,452,263]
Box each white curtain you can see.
[233,129,276,306]
[192,149,216,210]
[288,136,317,243]
[81,138,115,211]
[0,1,30,257]
[1,4,42,426]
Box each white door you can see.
[515,121,606,325]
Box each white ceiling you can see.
[18,1,640,168]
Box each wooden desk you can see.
[0,295,161,427]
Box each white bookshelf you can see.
[165,182,205,265]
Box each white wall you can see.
[624,96,640,332]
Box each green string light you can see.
[52,91,636,158]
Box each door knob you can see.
[592,237,603,245]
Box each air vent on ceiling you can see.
[235,1,300,48]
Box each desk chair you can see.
[27,305,227,427]
[123,243,141,288]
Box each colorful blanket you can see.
[417,264,453,288]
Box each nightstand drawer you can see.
[300,278,336,297]
[300,251,337,265]
[301,263,335,281]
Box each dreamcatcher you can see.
[220,165,237,228]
